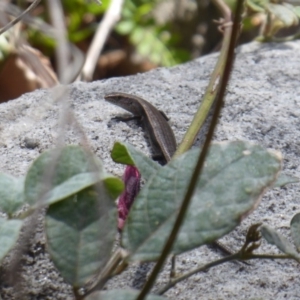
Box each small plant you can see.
[0,146,123,285]
[0,140,292,299]
[115,0,190,66]
[0,1,300,300]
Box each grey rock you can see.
[0,41,300,299]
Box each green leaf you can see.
[260,225,300,261]
[69,28,94,43]
[111,142,160,181]
[116,20,135,35]
[0,217,23,262]
[134,27,177,67]
[103,176,125,200]
[87,0,108,12]
[273,173,299,188]
[131,27,144,44]
[46,185,117,287]
[0,173,24,216]
[293,6,300,18]
[135,3,153,17]
[246,0,269,12]
[115,0,189,66]
[24,146,112,206]
[0,31,13,61]
[122,2,136,19]
[290,213,300,252]
[32,172,103,207]
[122,141,281,261]
[111,142,135,166]
[42,171,124,208]
[86,289,167,300]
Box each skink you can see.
[105,92,245,263]
[105,92,177,163]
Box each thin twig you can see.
[0,2,59,37]
[46,0,70,84]
[45,0,83,83]
[79,0,125,82]
[83,248,128,297]
[157,253,240,295]
[157,253,292,295]
[0,0,41,35]
[245,254,293,260]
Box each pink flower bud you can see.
[118,166,141,230]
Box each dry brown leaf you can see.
[0,44,58,102]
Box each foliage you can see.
[0,145,122,293]
[17,0,189,68]
[24,0,190,68]
[28,0,106,53]
[0,139,289,298]
[116,0,190,66]
[11,0,300,74]
[246,0,300,40]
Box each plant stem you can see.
[157,253,292,295]
[157,253,240,295]
[84,248,127,296]
[174,0,233,158]
[244,254,292,260]
[135,1,244,299]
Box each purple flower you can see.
[118,165,141,230]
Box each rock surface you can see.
[0,41,300,299]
